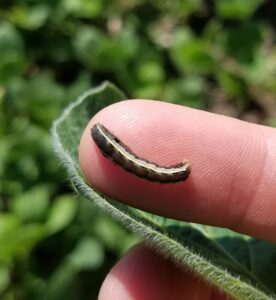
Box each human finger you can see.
[79,100,276,242]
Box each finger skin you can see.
[79,100,276,242]
[98,244,232,300]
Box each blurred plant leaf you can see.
[215,0,263,20]
[46,195,77,235]
[52,82,276,300]
[133,83,163,99]
[0,266,9,294]
[11,185,50,223]
[74,197,136,254]
[222,23,263,65]
[73,25,138,71]
[216,70,246,98]
[93,216,138,254]
[0,138,10,177]
[164,77,207,108]
[136,60,165,84]
[265,119,276,128]
[35,236,104,300]
[0,213,45,264]
[9,5,50,30]
[39,261,76,300]
[170,28,215,74]
[240,51,270,86]
[61,0,103,18]
[2,122,60,196]
[72,26,108,69]
[68,237,104,271]
[8,72,66,128]
[154,0,202,16]
[0,213,20,244]
[65,72,91,104]
[0,22,26,83]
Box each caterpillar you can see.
[91,123,191,183]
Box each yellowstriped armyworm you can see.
[91,123,191,183]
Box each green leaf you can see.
[11,185,50,223]
[265,119,276,128]
[170,28,215,74]
[52,82,276,300]
[0,266,9,294]
[11,72,66,127]
[154,0,203,16]
[61,0,103,18]
[164,77,207,108]
[9,5,50,30]
[0,213,45,264]
[216,70,246,98]
[39,261,77,300]
[0,22,26,83]
[73,25,138,71]
[222,23,263,65]
[93,216,139,254]
[215,0,263,20]
[137,60,165,84]
[68,237,104,271]
[46,194,77,235]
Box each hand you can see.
[79,100,276,299]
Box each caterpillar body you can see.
[91,123,191,183]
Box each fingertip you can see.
[98,272,130,300]
[98,244,230,300]
[79,99,197,217]
[79,99,276,241]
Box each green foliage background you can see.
[0,0,276,299]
